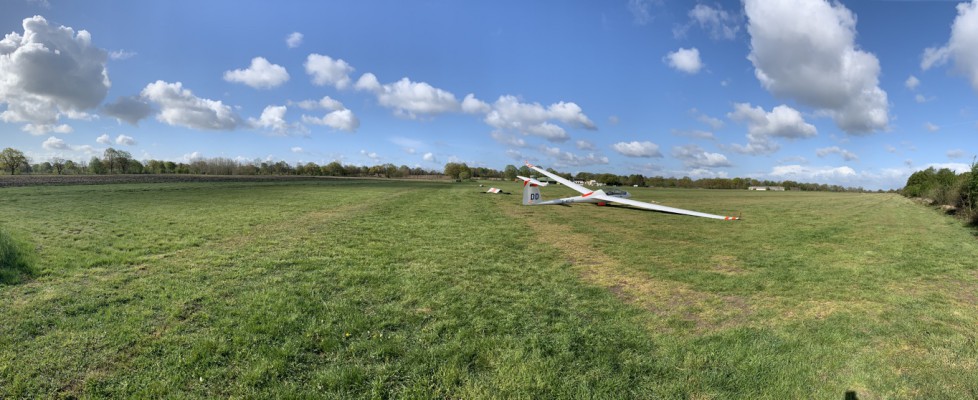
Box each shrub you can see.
[965,163,978,212]
[926,184,960,208]
[0,227,35,285]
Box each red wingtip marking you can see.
[582,191,594,197]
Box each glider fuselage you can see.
[529,189,630,206]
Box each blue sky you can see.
[1,0,977,189]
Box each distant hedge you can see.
[0,227,34,285]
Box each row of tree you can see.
[3,146,880,192]
[902,163,978,223]
[443,162,880,192]
[1,147,443,178]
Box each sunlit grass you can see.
[1,180,976,398]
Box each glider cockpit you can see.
[603,189,630,198]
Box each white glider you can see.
[519,162,740,220]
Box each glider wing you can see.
[590,193,739,220]
[525,163,591,194]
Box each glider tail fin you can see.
[517,175,546,205]
[522,184,541,205]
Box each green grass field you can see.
[2,180,977,398]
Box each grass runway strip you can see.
[1,180,977,398]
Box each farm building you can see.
[748,186,785,191]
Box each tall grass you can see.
[0,226,34,284]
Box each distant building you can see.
[748,186,785,191]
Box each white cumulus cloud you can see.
[461,94,491,114]
[42,136,68,150]
[744,0,888,134]
[23,123,72,135]
[727,103,817,155]
[525,122,567,142]
[248,105,305,135]
[0,16,110,132]
[223,57,290,89]
[296,96,359,132]
[305,54,354,89]
[922,1,978,92]
[665,47,703,74]
[96,133,111,144]
[611,141,663,158]
[41,136,102,156]
[115,134,136,146]
[905,75,920,90]
[484,95,595,143]
[141,80,240,130]
[354,72,381,92]
[286,32,303,49]
[672,144,732,168]
[302,109,359,132]
[356,76,459,118]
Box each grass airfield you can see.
[2,179,977,398]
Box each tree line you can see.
[3,146,884,192]
[902,163,978,224]
[443,162,884,192]
[1,147,441,178]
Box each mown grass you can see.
[1,180,976,398]
[0,226,35,285]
